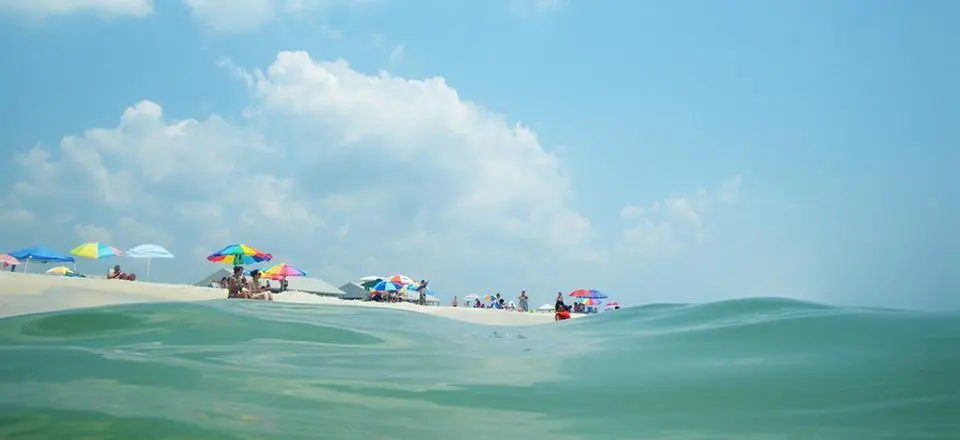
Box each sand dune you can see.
[0,272,563,326]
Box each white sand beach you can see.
[0,272,565,326]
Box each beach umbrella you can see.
[401,284,432,294]
[372,280,401,292]
[71,242,124,260]
[605,302,621,308]
[125,244,174,280]
[0,254,19,267]
[387,274,415,286]
[580,298,601,306]
[262,263,306,280]
[46,266,76,276]
[360,278,383,290]
[568,288,608,299]
[483,294,498,302]
[207,244,272,265]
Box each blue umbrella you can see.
[373,280,401,292]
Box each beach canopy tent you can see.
[338,282,369,300]
[285,276,345,297]
[8,247,74,272]
[536,303,555,312]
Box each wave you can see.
[0,296,957,439]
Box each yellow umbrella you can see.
[46,266,75,276]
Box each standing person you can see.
[518,290,529,312]
[417,280,429,305]
[452,296,458,307]
[555,291,566,312]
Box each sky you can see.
[0,0,956,310]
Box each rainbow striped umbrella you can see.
[568,289,608,299]
[70,242,124,260]
[580,298,601,306]
[207,244,272,265]
[262,263,306,280]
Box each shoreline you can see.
[0,272,568,326]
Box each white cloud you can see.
[318,24,341,39]
[5,49,741,294]
[7,51,593,283]
[620,176,742,257]
[0,0,154,18]
[73,224,113,243]
[182,0,277,32]
[0,207,35,223]
[244,51,590,247]
[389,44,405,62]
[182,0,369,32]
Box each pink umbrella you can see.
[604,302,621,308]
[0,254,19,267]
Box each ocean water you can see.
[0,297,957,439]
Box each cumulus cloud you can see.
[73,224,113,243]
[0,0,154,18]
[620,175,742,257]
[7,50,603,286]
[389,44,405,62]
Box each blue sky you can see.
[0,0,956,310]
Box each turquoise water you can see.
[0,297,957,439]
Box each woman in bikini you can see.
[246,270,274,301]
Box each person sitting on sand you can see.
[227,266,249,299]
[107,264,136,281]
[555,307,571,321]
[246,270,274,301]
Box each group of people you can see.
[451,291,530,312]
[224,265,276,301]
[368,280,430,305]
[106,264,136,281]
